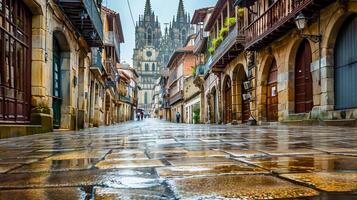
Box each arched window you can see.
[181,29,187,43]
[144,92,148,104]
[145,63,149,71]
[152,63,155,71]
[147,28,153,45]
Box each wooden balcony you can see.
[206,23,245,72]
[170,91,184,106]
[56,0,103,46]
[193,29,208,55]
[245,0,334,50]
[90,48,104,77]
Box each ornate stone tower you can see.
[158,0,193,70]
[133,0,162,112]
[134,0,192,113]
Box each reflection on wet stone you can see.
[0,119,356,199]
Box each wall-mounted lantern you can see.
[295,13,321,43]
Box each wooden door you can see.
[225,78,232,124]
[295,40,313,113]
[335,15,357,110]
[53,40,62,129]
[241,80,250,123]
[267,60,278,122]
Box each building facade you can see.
[188,0,357,127]
[133,0,192,114]
[0,0,135,138]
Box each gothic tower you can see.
[158,0,193,69]
[133,0,162,112]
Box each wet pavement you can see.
[0,119,357,199]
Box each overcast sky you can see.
[105,0,217,66]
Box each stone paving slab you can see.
[281,172,357,192]
[0,187,89,200]
[94,187,174,200]
[0,168,155,189]
[169,175,319,199]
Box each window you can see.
[144,92,148,104]
[181,29,186,44]
[0,0,32,122]
[147,28,153,45]
[145,63,149,71]
[152,63,155,71]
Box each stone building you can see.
[133,0,192,114]
[0,0,131,138]
[190,0,357,126]
[167,43,195,123]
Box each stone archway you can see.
[232,64,250,123]
[258,55,278,122]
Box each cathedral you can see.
[133,0,192,113]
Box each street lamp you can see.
[294,13,321,43]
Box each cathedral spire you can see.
[144,0,152,16]
[177,0,185,22]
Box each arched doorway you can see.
[295,39,313,113]
[232,66,250,123]
[335,15,357,110]
[267,59,278,122]
[223,76,232,124]
[52,38,62,129]
[209,88,217,124]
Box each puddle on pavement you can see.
[261,148,324,156]
[96,159,165,169]
[45,150,110,161]
[10,158,99,173]
[281,172,357,192]
[0,164,21,173]
[169,175,319,199]
[167,157,238,166]
[0,187,89,200]
[105,152,148,160]
[157,163,268,178]
[224,150,267,158]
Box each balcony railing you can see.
[193,29,208,54]
[119,95,132,104]
[169,91,184,106]
[244,0,332,50]
[105,59,118,80]
[104,31,121,60]
[90,48,104,75]
[206,22,245,70]
[56,0,103,46]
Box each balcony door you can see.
[53,39,62,129]
[295,39,313,113]
[267,59,278,122]
[335,15,357,110]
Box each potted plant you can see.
[219,27,229,38]
[208,47,215,55]
[238,7,244,18]
[224,17,237,27]
[212,36,223,48]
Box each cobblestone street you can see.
[0,119,356,199]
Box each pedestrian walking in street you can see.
[140,112,144,121]
[136,113,140,121]
[176,111,181,123]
